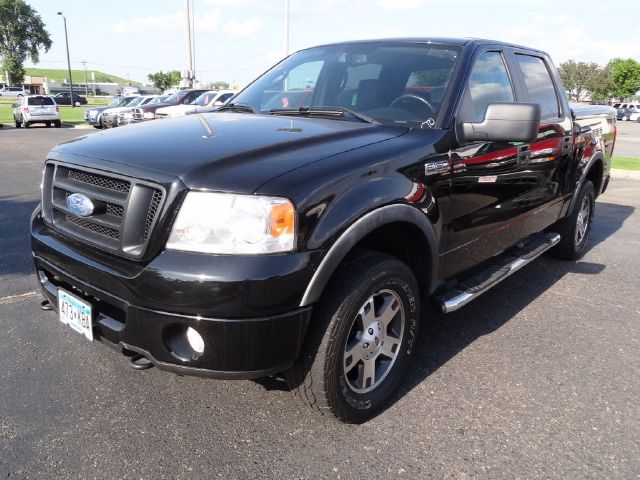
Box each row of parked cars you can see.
[84,88,237,129]
[613,102,640,122]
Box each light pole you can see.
[57,12,75,107]
[284,0,290,57]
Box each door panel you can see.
[511,53,572,238]
[442,50,528,279]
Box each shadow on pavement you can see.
[258,201,636,417]
[0,196,39,277]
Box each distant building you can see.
[0,73,46,94]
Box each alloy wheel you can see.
[343,288,405,394]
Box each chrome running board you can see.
[435,233,561,314]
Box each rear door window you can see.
[515,54,560,119]
[28,97,55,106]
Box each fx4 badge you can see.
[424,160,450,176]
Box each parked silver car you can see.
[0,86,30,98]
[13,95,61,128]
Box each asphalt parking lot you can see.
[614,120,640,158]
[1,125,639,479]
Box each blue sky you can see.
[25,0,640,86]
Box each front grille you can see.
[145,189,163,239]
[132,108,145,120]
[68,169,130,193]
[42,163,165,258]
[156,113,168,119]
[66,215,120,239]
[106,203,124,217]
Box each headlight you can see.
[143,111,155,119]
[166,192,296,254]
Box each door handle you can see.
[516,145,531,166]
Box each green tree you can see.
[147,70,181,92]
[558,60,612,102]
[210,80,230,90]
[0,0,51,85]
[607,58,640,100]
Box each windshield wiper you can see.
[269,106,379,124]
[217,102,255,113]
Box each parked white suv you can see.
[13,95,61,128]
[0,86,30,98]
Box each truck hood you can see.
[50,112,409,193]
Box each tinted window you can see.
[465,51,514,122]
[516,54,559,119]
[28,97,55,106]
[234,44,461,127]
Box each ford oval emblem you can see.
[66,193,94,217]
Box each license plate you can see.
[58,289,94,341]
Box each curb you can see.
[0,122,91,129]
[610,168,640,180]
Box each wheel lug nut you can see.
[363,342,369,348]
[368,328,374,334]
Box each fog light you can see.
[186,327,204,354]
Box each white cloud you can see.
[375,0,426,10]
[494,14,640,65]
[194,10,222,32]
[113,9,221,35]
[223,17,264,39]
[113,12,183,35]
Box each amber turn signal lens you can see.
[269,201,295,237]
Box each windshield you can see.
[232,42,461,127]
[149,95,168,105]
[192,91,217,106]
[28,96,55,106]
[164,91,188,104]
[127,97,144,107]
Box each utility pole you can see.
[81,60,89,97]
[284,0,290,57]
[183,0,193,88]
[57,12,75,107]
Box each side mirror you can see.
[12,103,18,108]
[457,103,541,144]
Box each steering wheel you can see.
[390,94,436,116]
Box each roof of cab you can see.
[308,37,547,55]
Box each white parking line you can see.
[0,291,39,304]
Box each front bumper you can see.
[31,211,317,379]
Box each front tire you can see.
[550,180,595,260]
[286,251,420,423]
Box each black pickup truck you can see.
[31,38,615,423]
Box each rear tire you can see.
[285,250,420,423]
[46,121,51,128]
[550,180,595,260]
[54,120,62,128]
[22,119,30,128]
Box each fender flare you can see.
[299,204,438,307]
[567,152,604,215]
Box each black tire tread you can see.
[550,180,595,260]
[286,250,416,421]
